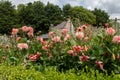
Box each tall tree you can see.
[17,1,48,33]
[93,8,109,27]
[17,3,34,26]
[0,1,17,34]
[45,2,64,26]
[70,6,96,26]
[32,1,46,33]
[63,4,72,18]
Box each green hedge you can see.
[0,65,120,80]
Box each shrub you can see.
[0,65,120,80]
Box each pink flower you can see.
[21,26,29,32]
[96,60,104,70]
[27,32,33,37]
[16,37,21,41]
[75,32,84,39]
[12,28,19,35]
[49,32,55,37]
[106,27,115,35]
[37,37,43,42]
[64,34,70,41]
[62,29,68,35]
[29,52,41,62]
[17,43,28,50]
[29,54,37,62]
[42,45,49,51]
[67,50,77,56]
[52,36,60,42]
[36,52,41,59]
[28,26,34,33]
[76,27,83,32]
[41,41,48,45]
[81,25,87,30]
[112,35,120,44]
[105,23,109,28]
[67,50,74,55]
[73,46,83,53]
[79,54,89,62]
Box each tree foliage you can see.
[0,1,110,34]
[70,6,96,25]
[93,8,109,26]
[63,4,72,18]
[0,1,18,34]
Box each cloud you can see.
[9,0,120,18]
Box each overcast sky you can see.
[9,0,120,19]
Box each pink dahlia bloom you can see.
[49,31,55,37]
[21,26,29,32]
[106,27,115,35]
[37,37,44,42]
[29,54,37,62]
[29,52,41,62]
[112,35,120,44]
[96,60,104,70]
[67,50,77,56]
[105,23,109,28]
[81,25,87,30]
[17,43,28,50]
[62,29,68,35]
[76,27,83,32]
[28,26,34,33]
[42,45,49,51]
[73,46,83,53]
[75,32,84,39]
[52,36,60,42]
[12,28,19,35]
[27,31,33,37]
[16,37,21,41]
[79,54,89,62]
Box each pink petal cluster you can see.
[12,28,19,35]
[21,26,34,37]
[64,34,70,41]
[37,37,43,42]
[96,60,104,70]
[21,26,29,32]
[17,43,28,50]
[67,50,77,56]
[81,25,87,30]
[106,27,115,35]
[75,32,84,39]
[76,27,83,32]
[62,29,68,35]
[42,45,49,51]
[16,37,21,41]
[29,52,41,62]
[79,54,89,62]
[112,35,120,44]
[37,37,48,45]
[27,31,33,37]
[49,31,55,37]
[73,45,83,53]
[105,23,109,28]
[52,36,60,42]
